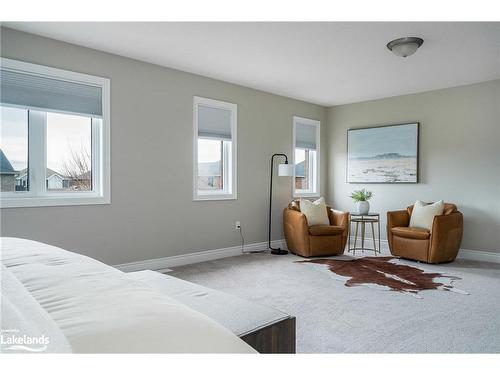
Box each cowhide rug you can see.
[298,256,468,298]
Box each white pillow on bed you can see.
[300,197,330,226]
[409,200,444,230]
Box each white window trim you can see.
[292,116,321,199]
[0,58,111,208]
[193,96,237,201]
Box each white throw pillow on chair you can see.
[300,197,330,226]
[409,200,444,230]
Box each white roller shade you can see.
[197,105,232,140]
[0,68,103,117]
[295,122,317,149]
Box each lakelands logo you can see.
[1,329,49,352]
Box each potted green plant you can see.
[350,188,373,215]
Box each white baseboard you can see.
[114,236,500,272]
[348,236,500,264]
[457,249,500,263]
[114,239,287,272]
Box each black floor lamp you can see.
[268,153,293,255]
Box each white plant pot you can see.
[357,201,370,215]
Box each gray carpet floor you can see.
[169,253,500,353]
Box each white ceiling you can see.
[4,22,500,106]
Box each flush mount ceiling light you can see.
[387,37,424,57]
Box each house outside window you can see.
[0,58,110,208]
[193,96,237,200]
[293,116,320,198]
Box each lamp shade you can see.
[278,163,294,177]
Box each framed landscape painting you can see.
[347,123,419,183]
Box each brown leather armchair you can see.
[283,200,349,257]
[387,203,463,263]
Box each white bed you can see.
[0,237,255,353]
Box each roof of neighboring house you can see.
[0,149,16,175]
[47,173,66,181]
[198,161,222,177]
[295,160,305,178]
[16,168,70,180]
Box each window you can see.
[0,58,110,208]
[193,96,237,200]
[1,106,28,193]
[293,116,320,197]
[46,112,92,192]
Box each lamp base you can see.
[270,249,289,255]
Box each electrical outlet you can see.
[235,221,241,230]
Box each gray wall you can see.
[326,80,500,252]
[0,28,327,265]
[2,27,498,264]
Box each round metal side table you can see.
[348,212,381,255]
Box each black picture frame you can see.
[346,122,419,184]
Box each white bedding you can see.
[1,237,255,353]
[127,270,290,337]
[1,264,72,353]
